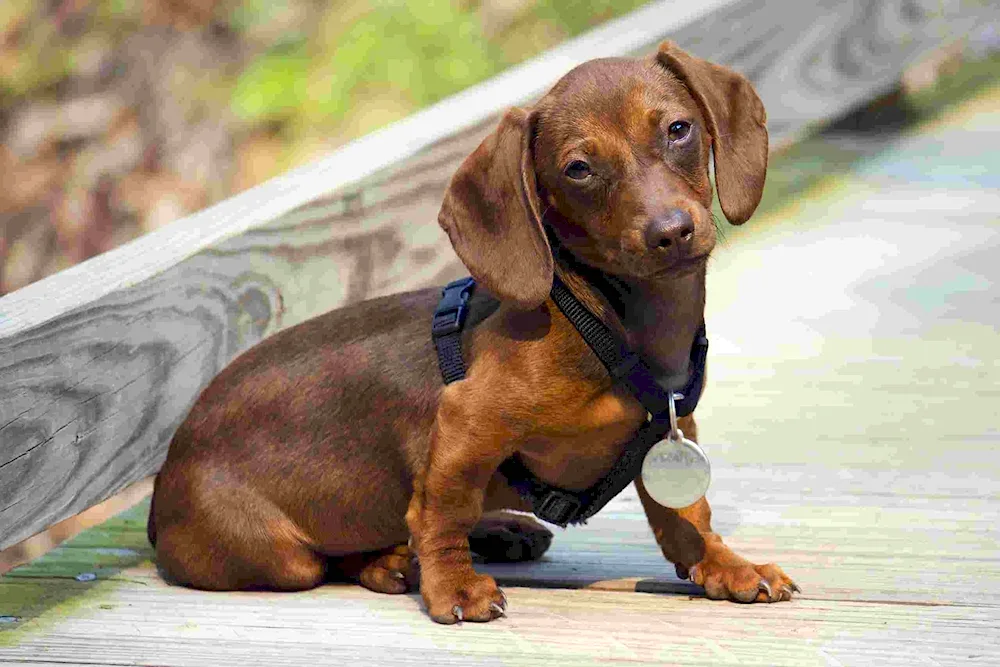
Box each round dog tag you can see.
[641,430,711,509]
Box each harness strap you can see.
[548,275,707,419]
[431,278,476,384]
[431,275,708,527]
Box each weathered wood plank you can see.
[4,451,998,661]
[0,476,153,574]
[2,563,998,666]
[3,481,999,663]
[1,0,997,550]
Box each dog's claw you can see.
[490,602,505,617]
[780,585,793,601]
[452,605,463,622]
[758,579,773,601]
[498,588,508,610]
[391,571,405,580]
[791,581,801,594]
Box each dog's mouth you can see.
[649,254,709,279]
[567,243,709,282]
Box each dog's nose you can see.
[645,209,695,253]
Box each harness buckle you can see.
[534,490,584,527]
[432,277,476,337]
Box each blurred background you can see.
[0,0,647,296]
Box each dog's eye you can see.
[564,160,592,181]
[668,121,691,142]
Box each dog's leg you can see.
[469,511,553,563]
[335,544,416,594]
[406,392,510,624]
[636,415,799,603]
[153,478,326,592]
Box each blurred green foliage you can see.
[232,39,311,122]
[534,0,647,35]
[1,0,72,98]
[229,0,649,154]
[2,0,650,171]
[231,1,502,129]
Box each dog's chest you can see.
[518,389,645,490]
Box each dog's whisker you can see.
[711,211,728,247]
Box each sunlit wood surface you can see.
[2,80,997,666]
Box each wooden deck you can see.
[3,51,999,667]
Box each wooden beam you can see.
[1,0,996,550]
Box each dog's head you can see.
[439,42,768,309]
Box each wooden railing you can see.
[1,0,994,552]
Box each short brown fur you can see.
[150,42,796,624]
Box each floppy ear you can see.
[656,41,768,225]
[438,107,552,309]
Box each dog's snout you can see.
[645,209,695,252]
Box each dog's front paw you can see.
[423,570,507,624]
[679,548,799,603]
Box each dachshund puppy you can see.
[149,41,797,624]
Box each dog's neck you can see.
[614,270,706,389]
[554,260,706,391]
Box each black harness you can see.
[431,260,708,527]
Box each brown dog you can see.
[148,41,797,624]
